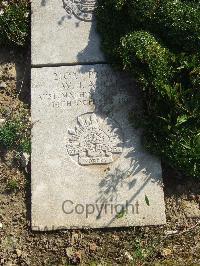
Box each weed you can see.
[0,120,19,148]
[7,179,19,191]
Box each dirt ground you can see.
[0,47,200,266]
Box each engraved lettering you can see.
[66,101,72,106]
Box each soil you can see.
[0,47,200,266]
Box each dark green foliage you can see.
[0,121,19,148]
[96,0,200,178]
[0,118,31,153]
[0,0,30,46]
[20,138,31,154]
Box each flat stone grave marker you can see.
[31,65,166,230]
[32,0,104,65]
[31,0,166,230]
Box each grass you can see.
[6,179,19,191]
[0,117,31,153]
[0,120,20,148]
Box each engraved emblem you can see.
[62,0,96,22]
[66,113,123,165]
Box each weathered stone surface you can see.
[31,0,104,65]
[31,64,166,230]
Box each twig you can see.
[164,219,200,238]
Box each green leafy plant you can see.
[20,138,31,154]
[0,0,30,46]
[0,120,20,148]
[96,0,200,178]
[131,239,154,263]
[0,117,31,153]
[7,179,19,191]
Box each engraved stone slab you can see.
[31,0,105,65]
[31,64,166,230]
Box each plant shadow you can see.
[75,20,165,226]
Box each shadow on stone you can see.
[76,25,163,227]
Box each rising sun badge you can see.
[66,113,123,165]
[62,0,96,22]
